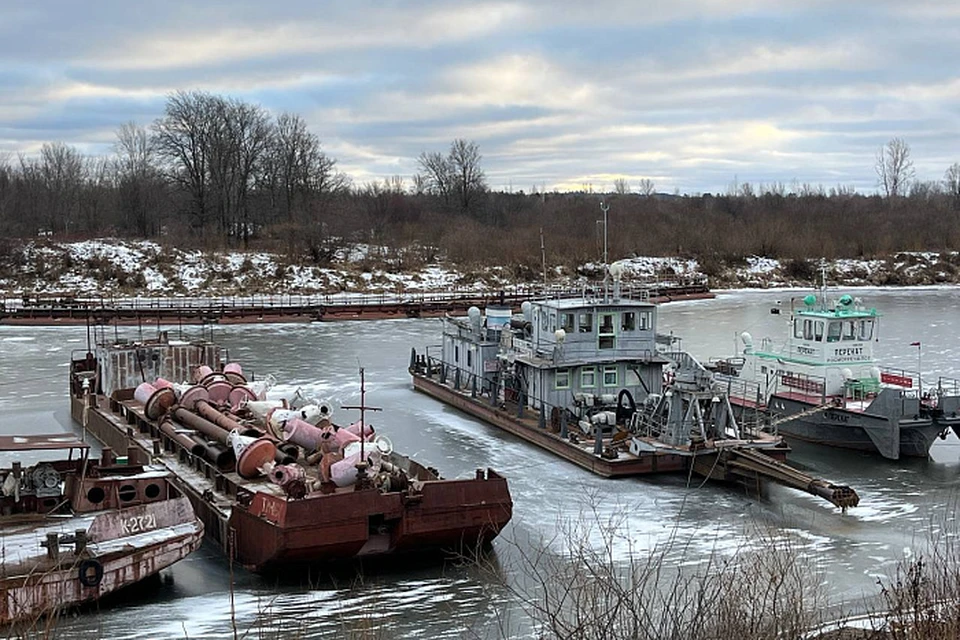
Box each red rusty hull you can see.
[69,350,513,573]
[0,497,203,625]
[230,474,512,571]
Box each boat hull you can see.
[1,497,203,625]
[758,394,942,460]
[71,373,512,572]
[412,371,760,477]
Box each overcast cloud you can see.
[1,0,958,194]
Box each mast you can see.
[600,201,610,302]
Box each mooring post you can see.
[538,408,546,430]
[560,410,568,438]
[517,390,524,418]
[594,425,603,455]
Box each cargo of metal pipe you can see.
[343,421,375,439]
[223,362,247,384]
[134,381,177,421]
[281,417,330,450]
[179,385,210,411]
[194,365,214,383]
[171,406,230,444]
[188,435,235,468]
[206,379,233,405]
[243,399,286,421]
[227,429,277,479]
[159,419,207,456]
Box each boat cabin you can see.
[744,294,885,397]
[440,290,667,414]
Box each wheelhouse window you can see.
[794,319,803,339]
[621,312,636,331]
[455,345,460,362]
[639,312,652,331]
[843,320,857,341]
[561,313,575,332]
[598,313,616,349]
[578,312,594,333]
[581,367,596,388]
[467,350,473,367]
[602,366,618,387]
[625,368,641,387]
[858,319,874,340]
[827,321,842,342]
[814,321,824,342]
[555,369,570,389]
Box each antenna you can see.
[599,201,610,302]
[540,227,547,287]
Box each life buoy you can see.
[78,558,104,588]
[616,389,637,425]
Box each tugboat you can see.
[69,331,512,571]
[0,433,203,625]
[710,277,960,460]
[410,259,859,511]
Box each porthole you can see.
[118,484,137,502]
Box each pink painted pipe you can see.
[334,428,361,448]
[206,380,233,405]
[344,421,375,440]
[134,382,177,420]
[194,365,214,383]
[223,362,247,384]
[154,377,174,389]
[282,418,328,450]
[229,385,258,410]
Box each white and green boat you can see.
[714,286,960,460]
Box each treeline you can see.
[1,91,960,273]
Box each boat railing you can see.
[774,370,828,402]
[935,376,960,397]
[876,366,922,395]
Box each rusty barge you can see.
[410,265,859,511]
[0,434,203,625]
[69,335,512,572]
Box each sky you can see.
[1,0,959,195]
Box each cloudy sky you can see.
[2,1,959,194]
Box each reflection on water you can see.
[2,288,960,637]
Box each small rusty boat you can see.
[0,433,203,625]
[69,332,512,572]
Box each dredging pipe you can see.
[704,447,860,511]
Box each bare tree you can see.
[38,142,84,235]
[449,138,486,217]
[153,91,216,232]
[638,178,656,197]
[613,178,629,195]
[875,137,915,198]
[416,150,454,205]
[115,122,163,236]
[944,163,960,210]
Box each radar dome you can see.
[740,331,754,353]
[803,294,816,306]
[467,306,481,327]
[839,294,853,306]
[521,301,533,322]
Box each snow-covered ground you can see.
[1,239,958,298]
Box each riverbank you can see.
[2,239,959,299]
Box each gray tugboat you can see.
[711,277,960,460]
[410,210,859,510]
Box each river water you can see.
[2,287,960,638]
